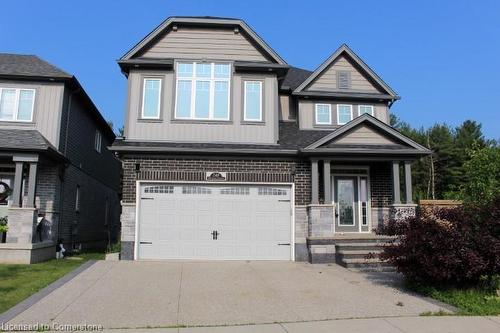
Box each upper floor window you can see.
[0,88,35,122]
[141,78,161,119]
[94,130,102,153]
[315,104,331,125]
[175,62,231,121]
[337,104,353,125]
[359,105,374,116]
[244,81,262,121]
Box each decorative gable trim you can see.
[120,17,287,65]
[293,44,399,98]
[304,114,429,151]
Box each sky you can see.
[1,0,499,139]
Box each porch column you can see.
[323,160,331,204]
[311,159,319,204]
[392,161,401,204]
[11,161,24,207]
[26,162,38,208]
[404,161,413,204]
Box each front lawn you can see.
[411,284,500,316]
[0,252,103,314]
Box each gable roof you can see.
[0,53,71,79]
[304,113,429,152]
[120,16,287,65]
[293,44,399,99]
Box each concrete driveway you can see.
[6,261,449,329]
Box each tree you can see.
[459,145,500,206]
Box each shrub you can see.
[0,216,7,233]
[377,198,500,286]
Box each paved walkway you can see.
[2,260,455,330]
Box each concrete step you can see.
[336,249,383,260]
[338,258,395,272]
[332,236,395,244]
[335,243,385,251]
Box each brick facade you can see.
[122,156,311,205]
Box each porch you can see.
[0,152,61,263]
[299,159,416,266]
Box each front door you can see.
[334,177,359,232]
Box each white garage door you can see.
[137,183,293,260]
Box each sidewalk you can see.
[4,316,497,333]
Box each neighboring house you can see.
[0,54,121,263]
[112,17,430,263]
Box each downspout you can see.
[57,86,80,251]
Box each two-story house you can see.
[112,17,429,264]
[0,54,121,263]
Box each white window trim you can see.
[141,78,162,119]
[94,130,102,153]
[315,103,332,125]
[358,105,374,117]
[337,104,353,125]
[174,62,231,121]
[243,81,263,122]
[0,88,36,122]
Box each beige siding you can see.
[0,80,64,147]
[279,94,295,121]
[334,124,399,145]
[306,55,382,93]
[125,70,278,144]
[140,26,271,62]
[298,100,389,129]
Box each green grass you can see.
[410,284,500,316]
[0,252,104,314]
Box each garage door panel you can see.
[138,183,292,260]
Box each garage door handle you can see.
[278,243,290,246]
[140,241,153,244]
[278,200,290,202]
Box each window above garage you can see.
[174,62,231,121]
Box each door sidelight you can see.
[211,230,219,240]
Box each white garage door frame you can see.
[134,180,296,261]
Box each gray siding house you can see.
[112,17,429,264]
[0,54,121,263]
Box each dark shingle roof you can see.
[0,129,53,150]
[111,122,332,153]
[0,53,72,78]
[281,67,313,91]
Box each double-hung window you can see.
[175,62,231,120]
[358,105,374,116]
[244,81,262,121]
[0,88,35,122]
[141,78,161,119]
[337,104,353,125]
[315,104,331,125]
